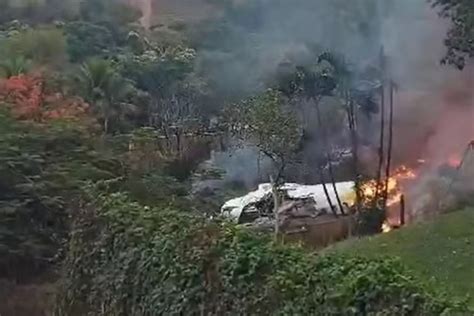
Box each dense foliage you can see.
[56,186,468,315]
[226,89,302,180]
[432,0,474,69]
[0,111,120,281]
[0,0,473,314]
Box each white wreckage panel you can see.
[221,182,356,222]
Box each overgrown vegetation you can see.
[332,209,474,307]
[56,185,469,315]
[0,110,120,281]
[0,0,473,314]
[431,0,474,69]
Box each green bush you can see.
[2,27,67,66]
[357,206,386,235]
[64,21,115,62]
[0,111,121,281]
[56,186,469,315]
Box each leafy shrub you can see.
[0,111,121,281]
[56,186,469,315]
[357,206,386,235]
[0,56,31,78]
[64,22,115,62]
[2,27,67,66]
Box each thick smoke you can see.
[193,0,472,180]
[150,0,473,217]
[190,0,388,187]
[380,1,474,221]
[382,1,474,166]
[195,0,386,98]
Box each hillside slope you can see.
[331,209,474,305]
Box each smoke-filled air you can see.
[0,0,473,314]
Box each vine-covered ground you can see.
[332,209,474,307]
[55,188,471,315]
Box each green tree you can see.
[226,89,302,236]
[76,59,137,134]
[77,0,142,48]
[119,46,206,152]
[276,51,350,216]
[432,0,474,69]
[119,47,196,107]
[64,21,115,62]
[0,56,31,78]
[241,90,301,180]
[0,110,120,280]
[2,27,67,66]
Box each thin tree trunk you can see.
[175,129,182,156]
[400,194,406,226]
[257,151,261,181]
[314,98,343,216]
[270,175,280,241]
[374,48,386,208]
[318,167,337,217]
[347,94,361,212]
[104,117,109,135]
[327,159,345,214]
[383,81,395,208]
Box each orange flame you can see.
[382,221,392,233]
[448,155,461,168]
[361,165,417,207]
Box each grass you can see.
[330,208,474,305]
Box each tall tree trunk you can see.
[103,117,109,135]
[327,158,345,214]
[347,94,361,212]
[257,151,261,180]
[318,167,337,217]
[270,176,280,241]
[374,48,386,208]
[400,194,406,226]
[175,129,182,156]
[383,81,395,208]
[314,98,340,216]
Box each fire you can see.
[360,165,417,209]
[382,221,392,233]
[387,192,402,207]
[448,155,462,168]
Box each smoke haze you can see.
[148,0,473,217]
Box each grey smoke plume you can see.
[175,0,474,217]
[194,1,471,168]
[128,0,152,29]
[195,0,387,98]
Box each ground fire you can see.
[360,165,417,208]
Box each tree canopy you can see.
[432,0,474,69]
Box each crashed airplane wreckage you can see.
[221,182,357,233]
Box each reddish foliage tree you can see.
[0,74,90,121]
[0,75,43,119]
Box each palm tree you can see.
[0,56,31,78]
[77,58,136,134]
